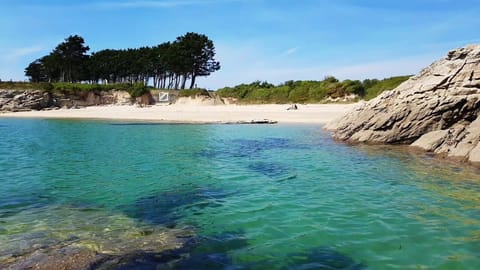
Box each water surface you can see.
[0,119,479,269]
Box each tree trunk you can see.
[162,76,167,89]
[167,75,174,89]
[181,75,187,89]
[174,75,180,89]
[189,74,196,89]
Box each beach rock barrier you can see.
[326,44,480,166]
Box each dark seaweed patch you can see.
[230,138,301,157]
[108,244,366,270]
[171,232,249,270]
[197,137,307,160]
[90,231,248,270]
[247,162,291,178]
[286,247,367,270]
[0,196,51,218]
[124,187,229,226]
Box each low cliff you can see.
[0,90,143,112]
[327,44,480,165]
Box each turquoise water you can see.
[0,119,479,269]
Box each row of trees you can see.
[25,33,221,89]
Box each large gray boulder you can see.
[327,44,480,165]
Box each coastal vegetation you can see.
[0,75,409,103]
[24,33,221,89]
[362,76,412,100]
[216,76,410,103]
[0,81,150,98]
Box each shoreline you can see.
[0,103,359,124]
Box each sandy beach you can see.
[0,103,358,124]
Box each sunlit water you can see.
[0,119,479,269]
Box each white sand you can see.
[0,103,358,124]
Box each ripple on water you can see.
[0,121,479,269]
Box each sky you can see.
[1,0,480,89]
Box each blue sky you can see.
[1,0,480,89]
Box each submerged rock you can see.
[0,228,189,270]
[0,205,193,270]
[1,245,103,270]
[327,44,480,165]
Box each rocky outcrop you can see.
[0,90,53,112]
[327,44,480,165]
[0,227,190,270]
[0,90,151,112]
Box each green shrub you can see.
[308,85,328,101]
[342,80,365,96]
[244,88,273,103]
[127,83,149,98]
[364,76,410,100]
[39,82,54,91]
[217,86,244,99]
[288,86,309,103]
[270,85,291,103]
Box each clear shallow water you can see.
[0,119,479,269]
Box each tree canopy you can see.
[25,33,221,89]
[26,35,89,83]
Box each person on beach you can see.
[287,104,298,110]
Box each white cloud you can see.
[3,46,46,60]
[282,47,298,56]
[327,56,437,80]
[0,46,47,81]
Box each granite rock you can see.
[0,90,141,112]
[327,44,480,165]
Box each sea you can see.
[0,119,479,269]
